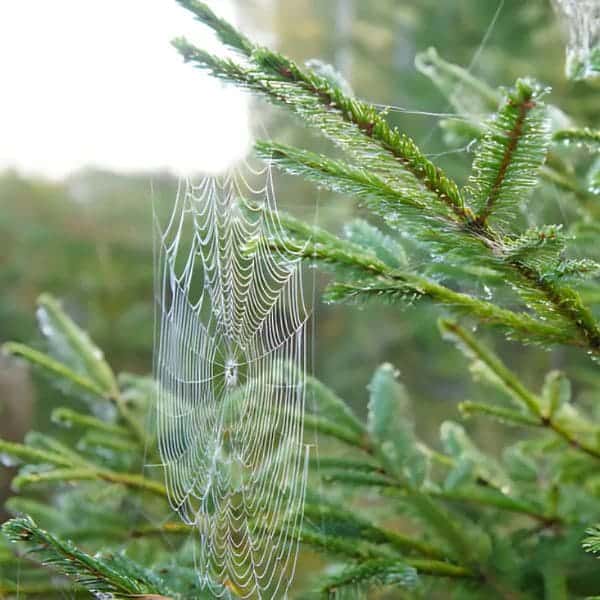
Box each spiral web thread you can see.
[154,164,309,598]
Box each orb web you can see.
[154,164,309,598]
[553,0,600,80]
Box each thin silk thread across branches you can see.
[154,164,310,598]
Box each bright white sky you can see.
[0,0,250,179]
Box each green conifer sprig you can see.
[2,517,173,599]
[257,211,578,347]
[440,319,600,459]
[319,559,418,596]
[554,127,600,152]
[175,0,253,55]
[467,79,552,228]
[584,525,600,556]
[254,141,487,265]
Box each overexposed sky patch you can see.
[0,0,250,178]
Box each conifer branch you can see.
[583,525,600,556]
[37,294,118,396]
[260,143,600,353]
[256,213,575,347]
[553,127,600,152]
[3,342,108,398]
[441,321,600,460]
[439,320,541,415]
[0,437,167,497]
[417,48,596,211]
[51,407,131,437]
[175,0,253,54]
[324,278,570,346]
[2,516,173,598]
[320,559,418,595]
[415,47,501,116]
[298,529,473,578]
[0,438,75,469]
[319,468,556,525]
[5,298,146,444]
[13,466,167,498]
[303,414,369,450]
[311,456,380,473]
[427,486,554,525]
[459,401,541,426]
[304,372,367,436]
[471,80,548,226]
[303,502,444,559]
[255,141,484,259]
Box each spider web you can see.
[553,0,600,80]
[153,163,309,598]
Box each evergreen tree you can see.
[2,1,600,598]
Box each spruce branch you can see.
[256,213,574,348]
[0,437,167,497]
[5,295,146,443]
[553,127,600,152]
[51,407,132,438]
[311,456,380,473]
[174,0,253,55]
[306,366,560,528]
[440,320,600,460]
[37,294,118,396]
[321,468,397,489]
[439,320,541,415]
[344,218,408,268]
[303,502,445,559]
[303,414,369,449]
[255,140,485,260]
[415,47,501,117]
[13,466,167,498]
[297,528,390,561]
[427,486,554,525]
[304,372,366,437]
[468,79,551,227]
[0,438,76,469]
[417,48,594,209]
[459,401,541,427]
[324,278,570,346]
[320,559,418,595]
[298,529,473,579]
[2,516,173,599]
[320,467,557,527]
[260,144,600,353]
[583,525,600,556]
[3,342,108,398]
